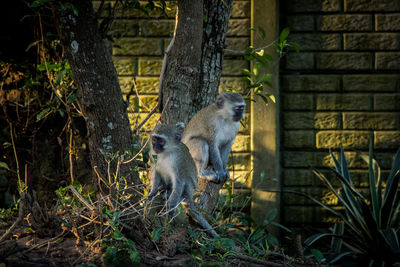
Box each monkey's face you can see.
[232,104,245,122]
[151,135,166,154]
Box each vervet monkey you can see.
[182,92,245,184]
[148,124,219,237]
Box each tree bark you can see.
[160,0,233,213]
[159,0,203,125]
[194,0,234,213]
[56,0,139,189]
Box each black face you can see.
[151,135,166,154]
[233,104,245,121]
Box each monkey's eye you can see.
[235,105,244,111]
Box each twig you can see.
[69,185,95,211]
[38,13,68,107]
[72,237,101,266]
[224,39,277,55]
[231,251,285,267]
[0,192,26,243]
[132,102,160,133]
[9,122,22,188]
[95,0,106,18]
[68,125,75,183]
[158,10,177,112]
[24,229,66,253]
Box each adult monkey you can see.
[182,92,245,184]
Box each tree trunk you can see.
[159,0,203,125]
[195,0,233,109]
[194,0,234,213]
[56,0,139,189]
[160,0,233,213]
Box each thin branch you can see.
[231,251,285,267]
[9,122,22,188]
[132,102,160,133]
[158,10,177,112]
[69,185,95,211]
[0,193,26,243]
[223,39,277,55]
[68,125,75,183]
[24,229,66,253]
[122,97,171,165]
[95,0,106,18]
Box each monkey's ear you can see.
[216,97,224,109]
[175,132,182,142]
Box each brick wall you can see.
[93,1,253,206]
[281,0,400,226]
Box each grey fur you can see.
[182,92,245,184]
[149,124,219,237]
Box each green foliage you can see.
[235,27,300,106]
[304,142,400,265]
[102,208,140,267]
[55,181,94,209]
[0,201,18,219]
[231,209,291,257]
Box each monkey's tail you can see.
[187,206,220,238]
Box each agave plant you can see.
[304,141,400,265]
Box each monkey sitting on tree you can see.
[182,92,245,184]
[148,124,219,237]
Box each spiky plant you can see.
[305,142,400,265]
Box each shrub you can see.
[305,142,400,265]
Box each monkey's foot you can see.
[200,169,226,184]
[222,168,230,183]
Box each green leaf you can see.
[288,41,301,53]
[67,92,80,103]
[268,94,276,103]
[311,248,324,261]
[381,169,400,228]
[256,93,269,105]
[331,222,344,253]
[217,237,235,250]
[339,144,351,182]
[257,26,266,40]
[368,138,380,222]
[63,2,79,16]
[129,250,140,265]
[263,209,277,225]
[380,228,400,254]
[260,170,265,181]
[30,0,52,8]
[253,63,260,76]
[279,27,290,43]
[25,41,40,52]
[305,233,334,247]
[382,148,400,210]
[151,227,163,242]
[270,221,292,233]
[55,70,65,85]
[0,162,10,170]
[256,49,264,56]
[311,168,367,236]
[113,229,124,241]
[36,107,51,121]
[242,68,252,76]
[249,227,265,243]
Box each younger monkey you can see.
[148,124,219,237]
[182,92,245,184]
